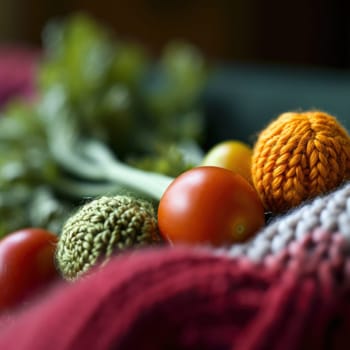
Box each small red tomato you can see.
[158,166,265,246]
[0,228,59,312]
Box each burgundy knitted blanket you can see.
[0,49,349,350]
[0,238,349,350]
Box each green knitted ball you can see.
[56,195,162,280]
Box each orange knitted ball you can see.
[251,110,350,213]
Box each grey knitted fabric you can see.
[223,181,350,261]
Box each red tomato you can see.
[0,228,59,312]
[158,166,265,246]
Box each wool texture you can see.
[0,237,349,350]
[251,110,350,213]
[2,182,350,349]
[225,181,350,261]
[2,56,350,350]
[56,195,162,280]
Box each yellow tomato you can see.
[201,140,253,184]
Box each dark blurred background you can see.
[1,0,350,68]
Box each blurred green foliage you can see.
[0,13,208,237]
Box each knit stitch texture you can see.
[0,238,349,350]
[1,56,350,349]
[251,110,350,213]
[56,195,161,280]
[224,181,350,261]
[2,173,350,350]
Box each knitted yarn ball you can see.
[56,195,162,280]
[251,110,350,213]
